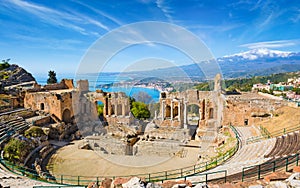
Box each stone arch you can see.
[62,109,72,123]
[187,103,200,125]
[93,96,107,116]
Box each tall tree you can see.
[47,70,57,84]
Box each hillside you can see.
[114,48,300,81]
[0,63,36,89]
[194,71,300,92]
[260,106,300,134]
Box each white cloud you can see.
[155,0,173,22]
[73,1,123,26]
[2,0,109,34]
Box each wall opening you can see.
[40,103,45,110]
[187,104,200,125]
[209,108,214,119]
[62,109,72,123]
[166,105,171,118]
[173,106,178,118]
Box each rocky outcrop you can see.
[0,64,36,87]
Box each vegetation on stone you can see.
[3,138,33,163]
[25,126,45,138]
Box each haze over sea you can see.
[35,74,160,103]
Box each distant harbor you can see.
[35,75,162,103]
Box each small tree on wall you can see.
[47,70,57,84]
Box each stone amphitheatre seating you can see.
[187,126,277,183]
[188,128,300,184]
[204,137,276,175]
[0,109,33,143]
[264,131,300,158]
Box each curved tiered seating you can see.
[0,116,30,144]
[264,131,300,158]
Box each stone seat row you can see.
[264,131,300,158]
[0,116,29,142]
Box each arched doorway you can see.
[187,104,200,140]
[62,109,72,123]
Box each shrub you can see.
[25,126,45,138]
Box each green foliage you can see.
[193,82,212,91]
[0,72,9,80]
[97,104,104,116]
[292,87,300,95]
[0,59,10,71]
[25,126,45,138]
[130,101,150,119]
[47,70,57,84]
[3,138,31,162]
[194,72,300,92]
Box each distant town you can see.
[252,76,300,103]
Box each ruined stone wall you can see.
[222,93,286,126]
[24,91,74,122]
[81,91,132,126]
[42,79,74,91]
[159,90,221,128]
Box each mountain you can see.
[0,64,36,88]
[92,48,300,82]
[217,48,300,78]
[220,48,293,61]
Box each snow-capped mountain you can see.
[121,48,300,80]
[214,48,300,78]
[219,48,296,62]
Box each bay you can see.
[35,74,160,103]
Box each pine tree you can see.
[47,70,57,84]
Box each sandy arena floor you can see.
[47,140,202,178]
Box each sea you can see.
[35,74,160,103]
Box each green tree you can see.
[47,70,57,84]
[97,104,104,116]
[130,101,150,119]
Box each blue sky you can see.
[1,0,300,76]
